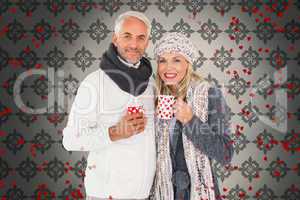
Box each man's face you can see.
[112,17,149,64]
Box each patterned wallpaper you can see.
[0,0,299,199]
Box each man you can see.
[62,11,156,200]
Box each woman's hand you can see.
[174,98,193,124]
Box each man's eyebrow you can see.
[121,32,132,35]
[121,32,146,37]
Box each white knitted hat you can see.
[153,32,197,63]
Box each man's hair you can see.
[114,11,151,37]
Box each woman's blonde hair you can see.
[156,61,203,101]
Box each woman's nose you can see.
[165,62,173,69]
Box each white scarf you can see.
[153,81,216,200]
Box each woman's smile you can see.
[157,52,189,86]
[164,72,178,79]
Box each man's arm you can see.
[108,112,147,141]
[62,72,148,151]
[62,74,112,152]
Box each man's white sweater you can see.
[62,68,156,199]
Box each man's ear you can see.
[145,37,150,48]
[112,33,117,45]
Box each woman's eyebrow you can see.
[172,56,182,59]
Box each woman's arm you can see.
[183,87,233,165]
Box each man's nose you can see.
[128,38,138,49]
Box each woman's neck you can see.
[169,85,177,96]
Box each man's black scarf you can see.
[100,43,152,96]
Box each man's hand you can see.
[108,112,147,141]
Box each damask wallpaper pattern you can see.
[0,0,299,199]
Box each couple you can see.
[62,11,233,200]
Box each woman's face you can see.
[157,52,189,86]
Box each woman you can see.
[152,32,234,200]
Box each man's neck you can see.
[117,55,141,69]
